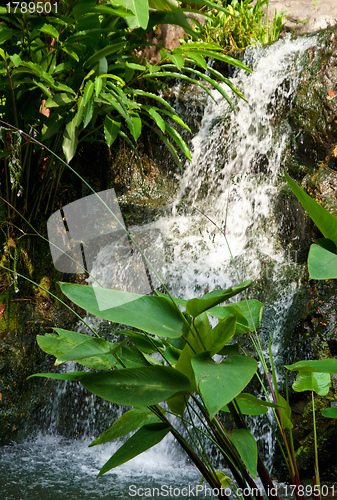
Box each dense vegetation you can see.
[0,0,251,222]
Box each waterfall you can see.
[1,33,322,498]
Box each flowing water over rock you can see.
[1,33,331,498]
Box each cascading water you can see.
[1,34,322,499]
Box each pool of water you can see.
[2,434,333,500]
[0,434,213,500]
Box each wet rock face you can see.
[0,305,53,445]
[288,29,337,167]
[269,28,337,482]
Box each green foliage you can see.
[185,279,252,317]
[32,278,270,492]
[292,371,331,396]
[221,393,279,415]
[89,407,164,446]
[30,364,191,405]
[58,283,185,338]
[285,171,337,279]
[0,0,249,221]
[193,0,286,52]
[228,428,257,480]
[286,168,337,489]
[27,182,337,497]
[97,423,171,475]
[321,407,337,419]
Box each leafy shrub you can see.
[193,0,286,52]
[0,0,249,221]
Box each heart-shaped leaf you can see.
[192,353,257,419]
[292,371,331,396]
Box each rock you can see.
[287,28,337,171]
[141,13,205,64]
[266,0,337,34]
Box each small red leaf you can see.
[0,304,5,319]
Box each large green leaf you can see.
[83,80,94,106]
[98,423,171,476]
[292,371,331,396]
[172,313,211,384]
[208,299,263,333]
[228,429,257,480]
[149,0,179,9]
[126,111,142,140]
[221,393,279,416]
[192,353,257,419]
[44,93,74,108]
[166,315,211,416]
[28,371,87,381]
[83,95,94,127]
[186,280,252,318]
[117,346,151,368]
[37,329,119,370]
[322,407,337,419]
[39,23,59,40]
[308,244,337,279]
[59,283,184,338]
[156,293,262,334]
[85,42,127,67]
[285,359,337,373]
[209,304,250,335]
[55,337,122,366]
[90,407,162,446]
[122,0,149,29]
[285,171,337,247]
[80,365,190,405]
[30,366,190,406]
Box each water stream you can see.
[1,33,322,499]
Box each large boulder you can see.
[268,0,337,34]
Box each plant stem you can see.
[149,405,231,500]
[312,391,321,500]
